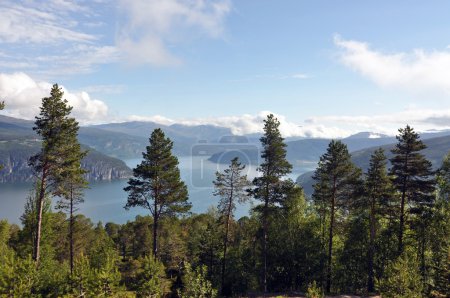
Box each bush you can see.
[178,262,217,298]
[135,255,167,298]
[377,252,424,298]
[306,281,324,298]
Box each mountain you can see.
[0,115,149,159]
[0,139,131,183]
[0,115,132,182]
[296,134,450,196]
[90,121,234,156]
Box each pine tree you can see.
[250,114,292,293]
[312,140,361,293]
[124,128,191,257]
[389,125,435,258]
[28,84,80,265]
[54,116,88,276]
[213,157,250,295]
[429,152,450,297]
[364,148,394,292]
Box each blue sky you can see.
[1,0,450,137]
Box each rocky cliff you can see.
[0,140,132,183]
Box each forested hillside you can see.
[1,91,448,298]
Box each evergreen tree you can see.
[213,157,250,295]
[429,153,450,297]
[178,262,217,298]
[135,255,167,297]
[364,148,394,292]
[389,125,435,259]
[28,84,80,264]
[250,114,292,293]
[377,252,423,298]
[312,140,361,293]
[54,120,88,276]
[124,128,191,257]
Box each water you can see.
[0,157,313,224]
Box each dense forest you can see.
[0,86,449,298]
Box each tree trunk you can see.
[367,197,376,293]
[70,187,74,276]
[221,191,233,295]
[34,168,47,265]
[326,177,336,293]
[398,183,406,255]
[263,193,269,294]
[153,212,158,258]
[398,154,408,255]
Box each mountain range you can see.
[1,114,450,187]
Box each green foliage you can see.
[377,252,424,298]
[250,114,293,292]
[178,263,217,298]
[125,128,191,256]
[29,84,84,264]
[312,140,362,293]
[135,255,167,298]
[389,125,435,256]
[71,252,121,297]
[0,253,37,297]
[306,281,324,298]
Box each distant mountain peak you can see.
[345,132,390,139]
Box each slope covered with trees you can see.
[0,105,448,297]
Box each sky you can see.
[1,0,450,138]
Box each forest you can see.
[0,85,448,298]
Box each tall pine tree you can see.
[124,128,191,257]
[364,148,394,293]
[312,140,361,293]
[389,125,435,256]
[29,84,80,265]
[250,114,292,293]
[55,136,88,275]
[213,157,250,295]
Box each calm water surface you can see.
[0,157,313,224]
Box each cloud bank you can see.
[0,72,108,123]
[334,35,450,94]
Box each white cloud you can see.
[117,0,231,66]
[127,111,353,139]
[0,72,109,124]
[307,108,450,135]
[334,35,450,94]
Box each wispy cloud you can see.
[117,0,231,66]
[334,35,450,94]
[0,1,95,44]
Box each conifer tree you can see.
[429,152,450,297]
[389,125,435,256]
[54,117,88,276]
[124,128,191,257]
[364,148,394,292]
[29,84,79,264]
[250,114,292,293]
[312,140,361,293]
[213,157,250,294]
